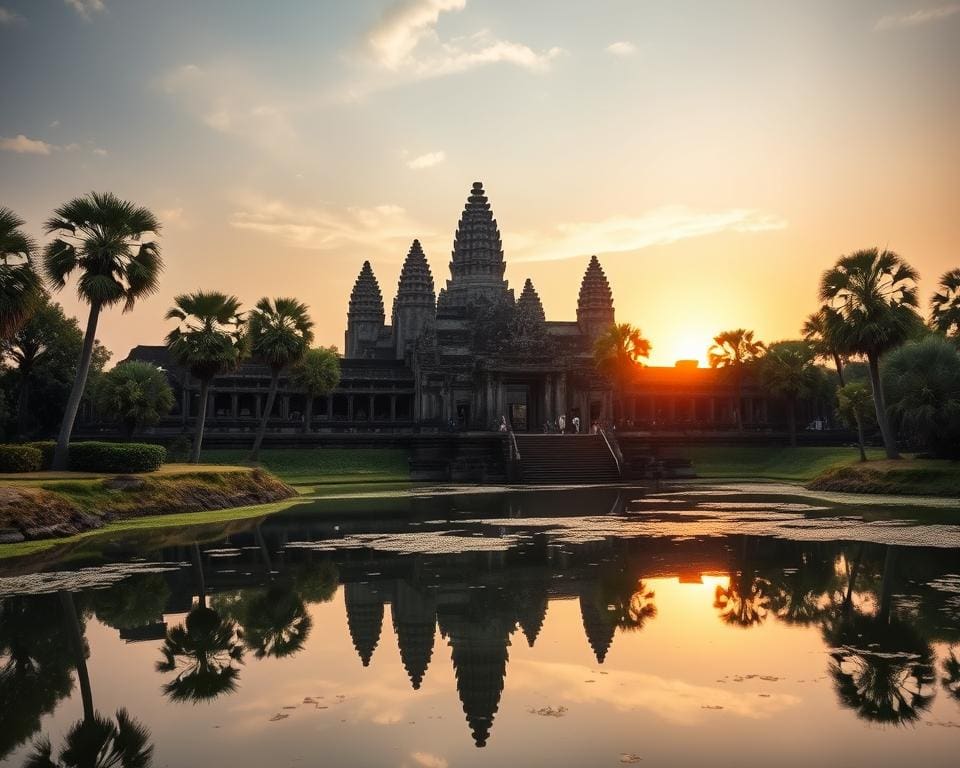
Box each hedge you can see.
[26,441,55,470]
[68,442,167,473]
[0,445,43,473]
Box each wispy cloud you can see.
[875,4,960,29]
[405,150,446,169]
[65,0,105,20]
[0,134,54,155]
[160,63,297,152]
[409,753,449,768]
[508,206,787,263]
[0,6,24,25]
[0,134,104,156]
[606,41,636,57]
[229,195,434,255]
[353,0,562,95]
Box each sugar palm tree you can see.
[760,340,821,446]
[247,297,313,461]
[836,381,874,461]
[290,346,341,433]
[165,291,244,463]
[0,206,43,340]
[593,322,651,422]
[819,248,921,459]
[929,268,960,344]
[43,192,162,470]
[708,328,766,431]
[802,307,847,385]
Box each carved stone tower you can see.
[392,239,436,359]
[437,181,513,317]
[345,260,385,358]
[576,255,615,342]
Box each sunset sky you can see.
[1,0,958,366]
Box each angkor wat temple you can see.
[123,181,811,437]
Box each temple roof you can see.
[344,582,384,667]
[391,582,437,690]
[348,260,385,323]
[516,278,546,324]
[394,239,436,312]
[579,591,616,664]
[448,181,506,284]
[577,255,614,317]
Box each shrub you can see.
[68,442,167,473]
[26,440,56,470]
[0,444,43,473]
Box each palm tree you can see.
[165,291,244,463]
[708,328,766,431]
[43,192,162,470]
[802,307,846,385]
[759,340,822,446]
[929,268,960,343]
[290,346,341,433]
[247,297,313,461]
[819,248,921,459]
[836,382,874,461]
[593,322,651,423]
[0,206,43,340]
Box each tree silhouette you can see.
[0,206,43,340]
[593,323,652,423]
[929,268,960,344]
[708,329,765,431]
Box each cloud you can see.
[508,205,787,263]
[229,195,433,254]
[0,134,54,155]
[356,0,563,91]
[409,753,448,768]
[65,0,105,19]
[49,120,61,128]
[606,41,636,57]
[406,150,445,169]
[92,147,108,156]
[160,63,297,152]
[0,6,24,24]
[875,4,960,29]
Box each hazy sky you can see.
[1,0,958,366]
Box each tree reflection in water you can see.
[230,581,313,660]
[26,591,154,767]
[943,646,960,702]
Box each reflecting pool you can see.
[1,484,959,767]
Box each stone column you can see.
[255,394,262,420]
[208,392,215,421]
[557,373,567,418]
[495,376,504,423]
[390,395,397,421]
[347,395,354,421]
[368,394,375,421]
[326,396,333,419]
[485,374,495,428]
[281,395,290,420]
[231,393,239,418]
[181,385,190,426]
[709,397,717,423]
[543,375,553,425]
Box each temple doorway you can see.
[509,403,528,432]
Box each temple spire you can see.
[392,239,436,358]
[576,255,615,340]
[516,278,546,324]
[437,181,513,316]
[345,261,386,358]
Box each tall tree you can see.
[165,291,244,463]
[802,307,847,385]
[836,382,875,462]
[290,346,341,433]
[0,206,43,341]
[593,322,651,423]
[43,192,162,470]
[760,340,822,447]
[819,248,921,459]
[247,297,313,461]
[92,361,174,440]
[708,328,766,431]
[930,268,960,344]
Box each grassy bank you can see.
[682,445,884,482]
[200,447,409,488]
[807,459,960,497]
[0,468,297,544]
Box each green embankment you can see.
[807,459,960,497]
[682,445,885,482]
[200,448,410,488]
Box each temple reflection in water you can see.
[2,488,960,761]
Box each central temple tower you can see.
[437,181,514,317]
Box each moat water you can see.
[1,484,959,767]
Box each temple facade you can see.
[122,181,812,436]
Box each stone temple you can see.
[123,181,801,437]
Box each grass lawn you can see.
[0,463,250,485]
[199,448,410,487]
[682,445,886,482]
[808,458,960,497]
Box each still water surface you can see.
[1,484,959,767]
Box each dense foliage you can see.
[0,444,43,472]
[92,361,174,439]
[0,207,43,341]
[67,442,167,473]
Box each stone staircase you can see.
[513,434,621,484]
